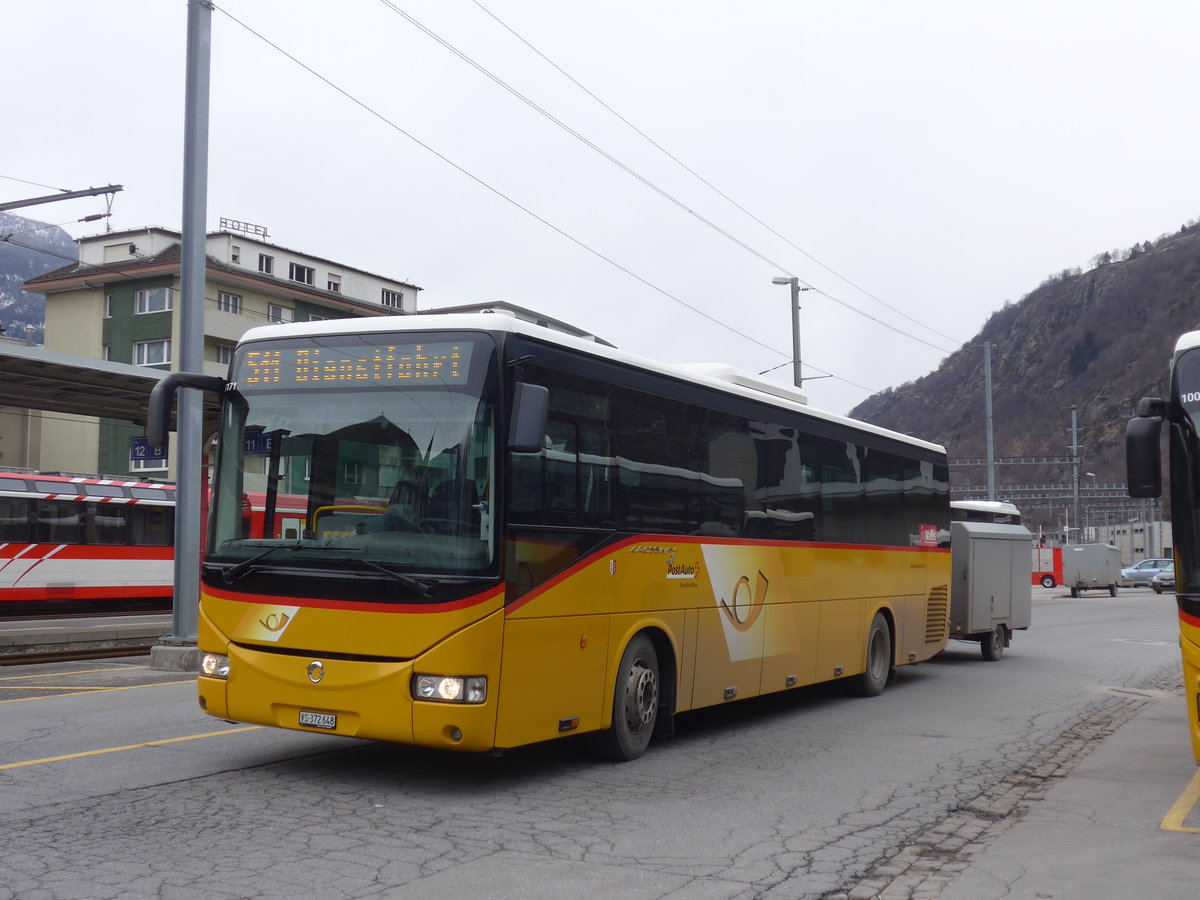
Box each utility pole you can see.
[160,0,212,654]
[984,343,995,500]
[1069,405,1080,540]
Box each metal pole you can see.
[1070,405,1080,543]
[984,343,995,500]
[164,0,212,645]
[789,278,802,389]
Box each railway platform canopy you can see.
[0,340,219,430]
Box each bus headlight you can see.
[412,674,487,704]
[200,653,231,679]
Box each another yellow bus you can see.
[152,312,951,760]
[1127,331,1200,764]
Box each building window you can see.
[289,262,314,285]
[259,253,274,275]
[267,304,294,324]
[217,291,243,314]
[216,344,234,366]
[381,289,403,308]
[135,287,172,314]
[231,245,241,264]
[102,345,112,361]
[131,455,168,473]
[344,461,363,485]
[134,339,172,366]
[307,314,328,322]
[104,294,113,318]
[327,274,342,293]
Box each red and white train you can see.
[0,471,175,612]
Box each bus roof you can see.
[237,311,946,456]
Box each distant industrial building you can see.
[17,222,420,478]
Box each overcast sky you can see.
[6,0,1200,415]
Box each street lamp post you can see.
[772,276,806,389]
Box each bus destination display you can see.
[240,341,470,387]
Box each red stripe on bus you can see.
[203,582,505,614]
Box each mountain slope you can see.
[850,223,1200,525]
[0,212,77,343]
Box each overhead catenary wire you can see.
[372,0,958,358]
[468,0,967,350]
[212,5,797,367]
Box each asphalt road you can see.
[0,586,1186,899]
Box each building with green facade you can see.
[20,225,421,480]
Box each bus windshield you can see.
[1171,346,1200,595]
[208,332,498,579]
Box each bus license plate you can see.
[299,711,337,730]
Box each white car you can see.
[1120,558,1173,587]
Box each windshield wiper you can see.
[220,544,297,584]
[337,557,436,598]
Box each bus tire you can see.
[981,624,1005,661]
[850,612,891,697]
[592,633,659,761]
[1040,575,1056,589]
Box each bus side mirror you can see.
[147,372,226,449]
[1125,402,1163,498]
[508,382,549,453]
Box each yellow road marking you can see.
[0,726,262,770]
[0,666,147,681]
[1161,768,1200,833]
[0,680,195,703]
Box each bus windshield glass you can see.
[208,331,498,577]
[1172,346,1200,594]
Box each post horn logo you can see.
[718,571,769,632]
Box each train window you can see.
[132,505,174,546]
[35,480,81,495]
[0,498,30,541]
[83,484,126,498]
[35,500,82,543]
[0,476,31,494]
[130,487,173,501]
[86,504,129,544]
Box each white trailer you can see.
[1062,543,1121,597]
[950,521,1034,660]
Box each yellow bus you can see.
[151,312,951,760]
[1127,331,1199,764]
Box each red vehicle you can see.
[1032,546,1063,588]
[0,471,175,611]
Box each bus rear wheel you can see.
[592,633,659,761]
[850,612,891,697]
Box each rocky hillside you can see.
[850,221,1200,528]
[0,212,77,343]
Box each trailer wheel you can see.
[1070,587,1079,598]
[1040,575,1056,589]
[981,624,1005,661]
[1108,584,1118,597]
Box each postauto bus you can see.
[149,312,951,760]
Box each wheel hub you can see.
[624,663,658,732]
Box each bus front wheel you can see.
[592,633,659,761]
[850,612,891,697]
